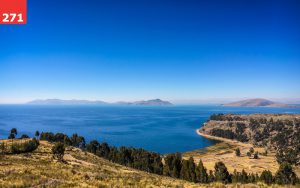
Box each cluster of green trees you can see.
[9,139,39,154]
[209,114,244,121]
[40,132,86,148]
[0,128,40,154]
[210,127,249,143]
[86,140,164,174]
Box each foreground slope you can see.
[0,140,199,187]
[1,140,287,187]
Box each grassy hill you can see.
[196,114,300,178]
[0,140,200,187]
[1,139,292,187]
[183,141,280,176]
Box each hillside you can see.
[197,114,300,173]
[1,135,298,187]
[222,98,289,107]
[0,140,199,187]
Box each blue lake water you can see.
[0,105,299,154]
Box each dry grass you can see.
[184,131,300,178]
[0,140,297,187]
[0,140,203,188]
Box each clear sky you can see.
[0,0,299,104]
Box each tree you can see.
[274,162,298,185]
[8,128,17,148]
[179,157,196,182]
[248,173,256,183]
[180,160,190,181]
[20,134,30,139]
[195,160,208,183]
[0,142,5,155]
[35,131,40,139]
[247,152,251,157]
[8,128,17,142]
[214,161,231,184]
[163,153,182,178]
[70,134,85,148]
[208,170,215,183]
[86,140,99,154]
[11,128,17,136]
[52,142,65,161]
[276,148,298,165]
[232,169,240,183]
[8,133,15,139]
[235,148,241,157]
[240,169,248,183]
[188,157,196,182]
[253,151,259,159]
[260,170,273,185]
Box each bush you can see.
[235,148,241,156]
[23,138,39,152]
[253,152,259,159]
[214,162,232,184]
[20,134,30,139]
[52,142,65,161]
[274,162,298,185]
[247,152,251,157]
[260,170,273,185]
[10,139,39,154]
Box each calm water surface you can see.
[0,105,299,154]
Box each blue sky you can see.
[0,0,299,104]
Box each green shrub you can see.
[52,142,65,161]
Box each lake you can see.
[0,105,299,154]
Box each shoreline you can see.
[196,129,253,148]
[185,129,280,175]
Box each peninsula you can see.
[189,113,300,178]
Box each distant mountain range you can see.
[222,98,289,107]
[27,99,172,106]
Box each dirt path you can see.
[63,154,95,167]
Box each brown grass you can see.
[0,139,297,187]
[183,131,300,178]
[0,140,203,187]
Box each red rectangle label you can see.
[0,0,27,24]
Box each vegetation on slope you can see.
[1,140,202,187]
[1,127,299,187]
[200,114,300,166]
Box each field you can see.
[183,131,300,178]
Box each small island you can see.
[222,98,289,107]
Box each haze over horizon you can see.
[1,0,300,104]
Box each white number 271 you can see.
[2,13,24,23]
